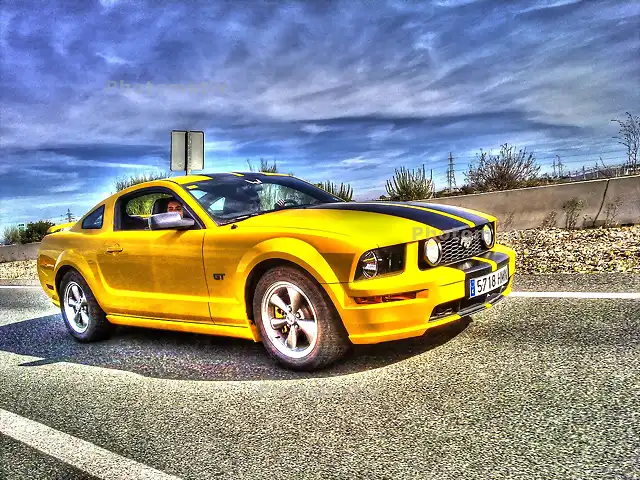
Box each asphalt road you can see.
[1,275,639,480]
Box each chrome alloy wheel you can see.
[63,281,90,334]
[260,281,319,359]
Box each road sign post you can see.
[171,130,204,175]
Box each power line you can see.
[436,148,623,162]
[446,156,627,173]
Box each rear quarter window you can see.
[82,205,105,230]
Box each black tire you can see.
[253,265,351,370]
[59,270,113,342]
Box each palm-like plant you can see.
[385,165,434,201]
[316,181,354,201]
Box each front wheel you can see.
[253,266,350,370]
[60,270,113,342]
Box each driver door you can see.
[96,188,211,323]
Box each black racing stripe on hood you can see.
[406,202,489,226]
[309,202,468,231]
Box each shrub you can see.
[316,181,353,201]
[20,221,55,243]
[113,172,170,216]
[113,171,169,192]
[604,198,623,227]
[247,158,278,173]
[464,144,541,192]
[562,198,584,229]
[540,211,558,229]
[385,165,434,201]
[2,226,22,245]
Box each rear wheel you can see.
[60,270,112,342]
[253,266,350,370]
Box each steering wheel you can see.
[275,199,299,209]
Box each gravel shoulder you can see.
[498,225,639,274]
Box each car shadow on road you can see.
[0,314,471,381]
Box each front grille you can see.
[439,226,487,265]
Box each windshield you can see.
[183,174,343,224]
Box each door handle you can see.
[106,244,123,254]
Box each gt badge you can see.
[213,273,225,280]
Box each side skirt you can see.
[106,315,259,342]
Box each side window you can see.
[81,205,105,230]
[119,192,173,231]
[117,190,197,231]
[125,193,170,217]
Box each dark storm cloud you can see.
[0,0,638,227]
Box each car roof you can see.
[169,172,292,185]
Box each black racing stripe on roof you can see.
[308,202,468,231]
[405,202,489,226]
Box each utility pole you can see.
[64,208,74,222]
[556,155,564,178]
[552,158,557,178]
[446,152,457,193]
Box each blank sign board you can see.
[187,131,204,171]
[171,130,204,172]
[170,131,187,171]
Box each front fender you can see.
[237,237,341,286]
[236,237,349,315]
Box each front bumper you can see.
[327,243,516,344]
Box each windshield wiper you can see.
[219,212,265,225]
[218,203,324,225]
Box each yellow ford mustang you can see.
[37,172,515,370]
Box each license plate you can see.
[469,266,509,298]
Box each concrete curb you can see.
[0,243,40,263]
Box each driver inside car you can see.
[167,199,184,218]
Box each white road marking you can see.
[0,408,182,480]
[511,291,640,299]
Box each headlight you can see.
[424,238,442,266]
[481,224,494,248]
[360,250,379,278]
[355,245,406,280]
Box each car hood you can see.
[235,201,494,246]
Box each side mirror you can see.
[148,212,195,230]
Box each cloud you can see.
[517,0,583,14]
[0,0,637,227]
[99,0,122,7]
[96,52,130,65]
[300,124,332,134]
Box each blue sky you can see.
[0,0,638,231]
